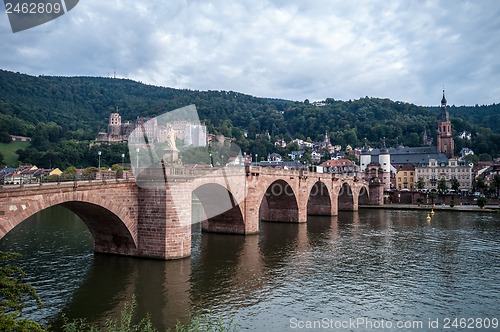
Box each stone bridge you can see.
[0,166,384,260]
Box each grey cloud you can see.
[0,0,498,106]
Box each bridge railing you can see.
[0,171,136,190]
[245,165,361,177]
[0,164,368,191]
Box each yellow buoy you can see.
[426,214,431,222]
[431,209,435,216]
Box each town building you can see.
[360,90,458,191]
[481,163,500,196]
[415,158,472,193]
[9,135,31,142]
[395,164,415,190]
[267,153,283,162]
[288,151,304,161]
[274,139,287,148]
[96,112,207,147]
[319,159,359,176]
[0,166,63,185]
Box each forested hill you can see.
[0,69,296,140]
[1,69,499,168]
[428,104,500,134]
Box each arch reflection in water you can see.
[0,206,499,331]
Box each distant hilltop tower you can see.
[436,89,454,158]
[108,112,122,136]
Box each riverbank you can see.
[360,204,500,213]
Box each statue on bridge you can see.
[165,124,177,151]
[163,124,180,164]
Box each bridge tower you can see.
[379,146,391,191]
[365,163,385,205]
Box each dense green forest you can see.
[1,69,499,168]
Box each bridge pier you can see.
[137,180,192,260]
[368,179,384,205]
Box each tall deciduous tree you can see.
[450,177,460,192]
[493,174,500,197]
[0,132,12,144]
[438,178,448,193]
[417,177,425,190]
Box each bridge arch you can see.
[338,182,355,211]
[192,183,245,234]
[0,192,138,256]
[307,180,334,216]
[259,179,299,222]
[357,184,370,205]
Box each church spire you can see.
[437,88,454,158]
[440,88,449,122]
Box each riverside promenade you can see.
[360,204,500,213]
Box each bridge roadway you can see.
[0,166,384,259]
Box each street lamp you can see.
[98,151,101,170]
[121,153,125,169]
[256,154,258,165]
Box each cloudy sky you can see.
[1,0,499,106]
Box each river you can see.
[0,206,499,331]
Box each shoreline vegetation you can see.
[61,297,238,332]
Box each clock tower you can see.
[436,89,454,158]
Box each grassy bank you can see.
[0,141,30,166]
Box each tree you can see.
[0,152,4,165]
[0,252,45,331]
[285,141,300,154]
[111,164,123,171]
[464,154,479,164]
[473,177,487,193]
[478,153,492,162]
[493,174,500,198]
[437,178,448,193]
[450,177,460,192]
[429,191,438,205]
[416,177,425,190]
[0,132,12,144]
[62,166,77,175]
[477,196,488,209]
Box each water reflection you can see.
[0,207,498,331]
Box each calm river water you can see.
[0,206,499,331]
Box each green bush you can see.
[172,311,237,332]
[477,196,488,208]
[0,251,46,331]
[62,297,237,332]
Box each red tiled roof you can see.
[319,159,355,167]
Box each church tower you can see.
[436,89,454,158]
